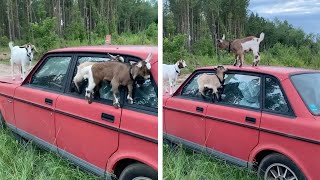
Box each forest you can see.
[0,0,158,53]
[163,0,320,71]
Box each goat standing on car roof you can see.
[9,42,37,80]
[217,33,264,67]
[163,59,187,95]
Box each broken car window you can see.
[31,56,72,90]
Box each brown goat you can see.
[217,33,264,67]
[197,66,227,101]
[83,52,152,107]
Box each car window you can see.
[31,56,72,91]
[264,77,290,114]
[71,56,113,101]
[291,73,320,115]
[181,73,213,99]
[220,73,261,108]
[130,78,158,108]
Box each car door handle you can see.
[45,98,53,105]
[196,107,204,113]
[101,113,115,123]
[245,117,256,124]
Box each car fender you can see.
[249,143,309,178]
[106,147,157,172]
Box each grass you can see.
[0,129,99,180]
[163,144,257,180]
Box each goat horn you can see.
[145,52,152,62]
[108,53,116,59]
[222,34,225,40]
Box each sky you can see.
[248,0,320,35]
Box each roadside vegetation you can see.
[0,0,157,179]
[163,0,320,179]
[163,144,257,180]
[0,129,98,180]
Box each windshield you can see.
[291,73,320,115]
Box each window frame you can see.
[178,70,263,112]
[62,52,158,116]
[64,52,121,106]
[121,56,158,116]
[25,53,74,94]
[262,74,296,118]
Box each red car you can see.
[164,65,320,180]
[0,45,158,180]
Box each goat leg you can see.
[233,55,238,66]
[111,79,120,108]
[239,54,244,67]
[11,61,15,80]
[127,83,134,104]
[85,72,96,104]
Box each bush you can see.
[163,34,188,63]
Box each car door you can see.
[14,55,72,150]
[118,55,158,169]
[205,71,262,166]
[164,72,207,150]
[54,54,121,173]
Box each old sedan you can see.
[164,65,320,180]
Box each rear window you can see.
[291,73,320,115]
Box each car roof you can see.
[197,65,320,81]
[48,45,158,62]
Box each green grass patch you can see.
[0,129,99,180]
[163,144,257,180]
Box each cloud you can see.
[249,0,320,34]
[250,0,320,15]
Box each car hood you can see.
[0,75,23,84]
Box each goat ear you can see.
[145,52,152,63]
[137,61,143,68]
[222,34,225,40]
[213,67,218,71]
[32,45,38,53]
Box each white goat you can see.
[163,59,187,95]
[9,42,36,80]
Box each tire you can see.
[119,163,157,180]
[258,153,306,180]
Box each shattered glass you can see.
[264,77,289,113]
[31,56,72,90]
[132,79,158,108]
[221,74,261,108]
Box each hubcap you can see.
[132,177,152,180]
[264,163,298,180]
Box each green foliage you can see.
[0,130,98,180]
[163,144,257,180]
[163,34,188,63]
[0,36,9,47]
[192,35,214,56]
[31,17,59,53]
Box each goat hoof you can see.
[128,99,133,104]
[113,102,120,108]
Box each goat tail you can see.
[258,32,265,43]
[8,42,14,50]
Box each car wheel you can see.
[258,153,306,180]
[119,163,157,180]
